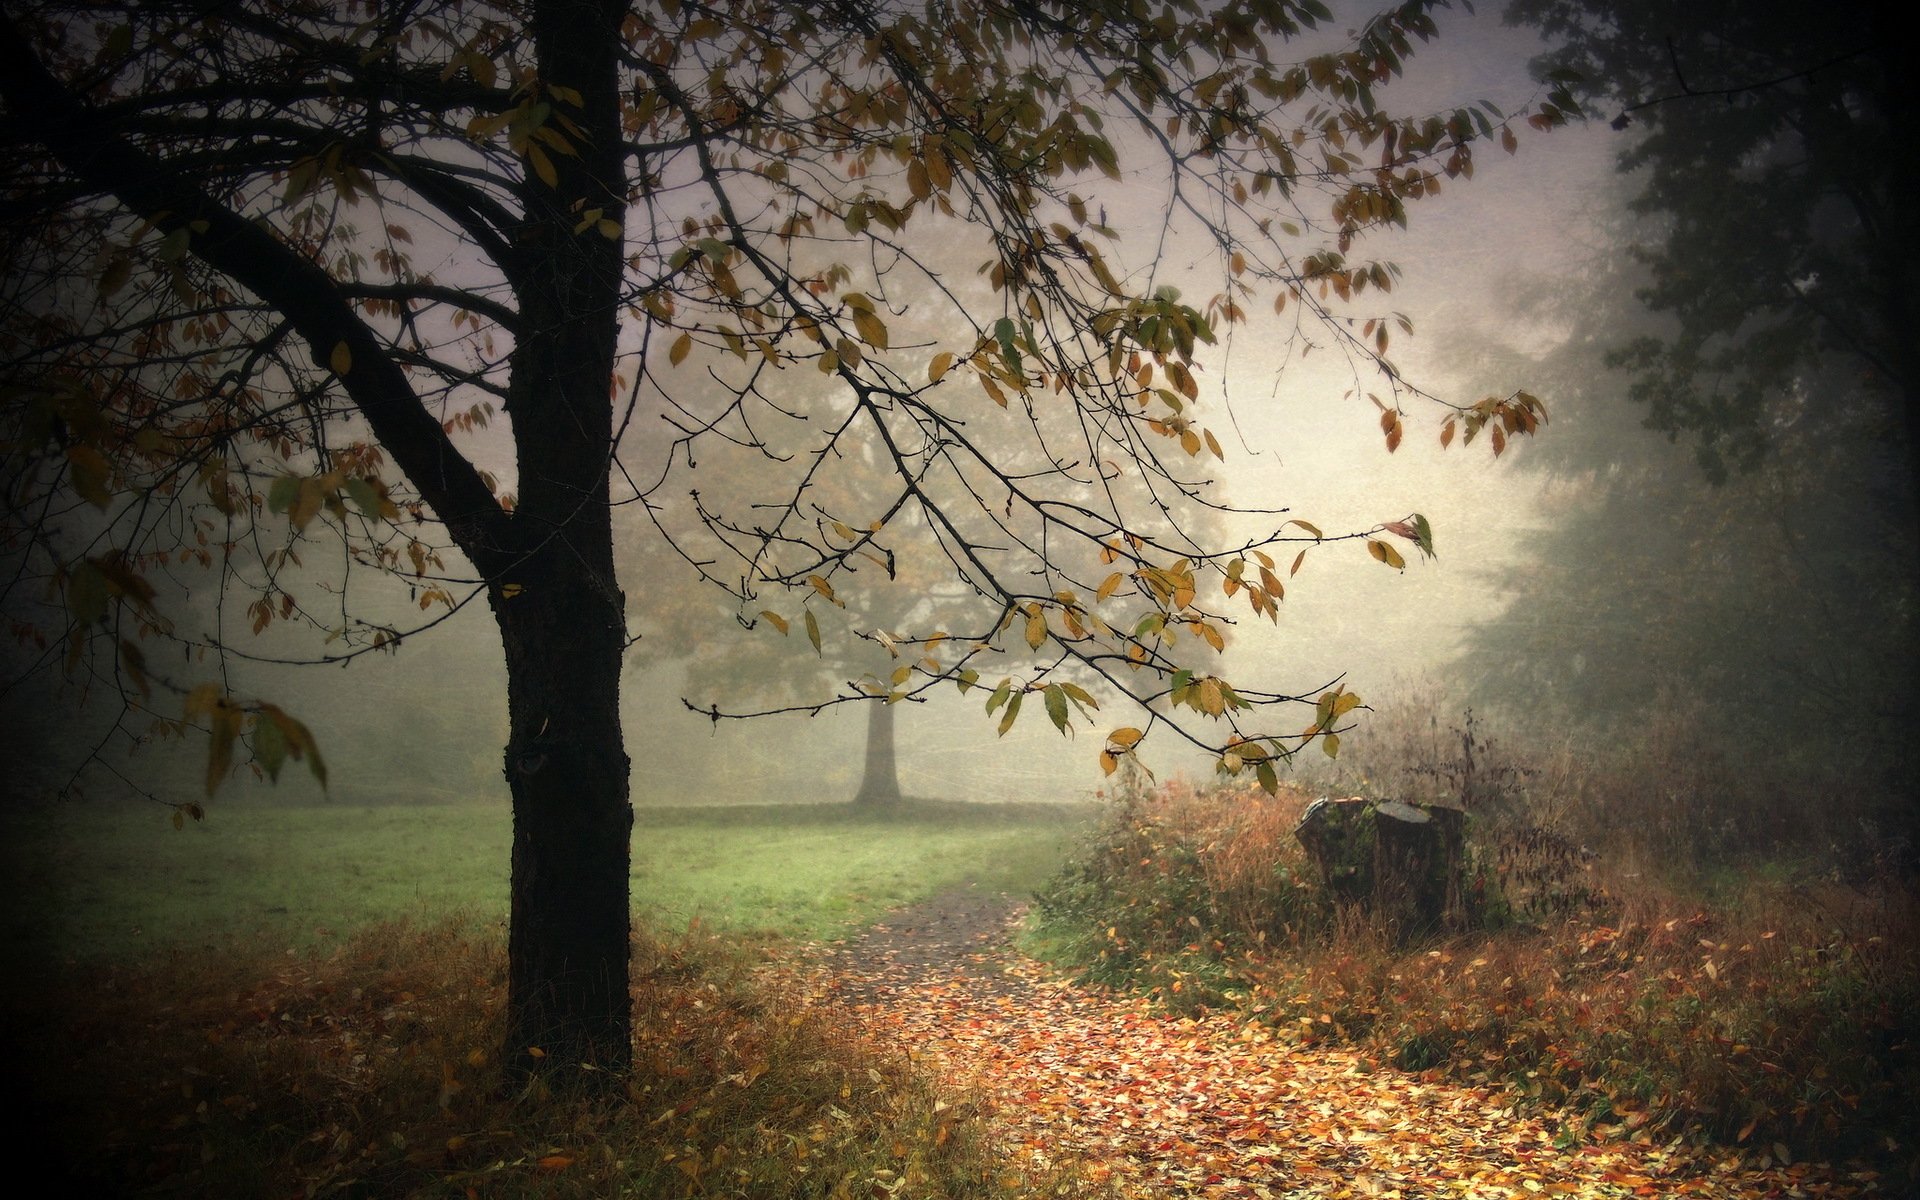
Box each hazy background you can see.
[6,1,1909,835]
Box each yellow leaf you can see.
[1107,726,1144,749]
[928,351,955,383]
[527,141,557,188]
[1024,611,1047,650]
[329,341,352,376]
[98,254,132,298]
[853,308,889,349]
[65,445,112,508]
[669,332,692,366]
[1367,539,1406,570]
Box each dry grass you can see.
[1029,767,1919,1183]
[6,919,1098,1198]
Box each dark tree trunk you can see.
[853,699,903,807]
[490,0,633,1081]
[1294,797,1468,941]
[0,0,639,1086]
[493,556,632,1079]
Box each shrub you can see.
[1032,732,1919,1179]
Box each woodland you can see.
[0,0,1912,1195]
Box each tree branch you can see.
[0,15,515,575]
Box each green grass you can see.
[0,795,1094,961]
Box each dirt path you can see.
[813,886,1889,1199]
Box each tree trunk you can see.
[0,0,640,1087]
[493,554,632,1080]
[492,0,633,1082]
[1294,797,1468,941]
[853,699,903,807]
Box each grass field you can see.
[0,795,1095,962]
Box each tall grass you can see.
[1029,713,1920,1177]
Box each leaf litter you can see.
[802,888,1895,1199]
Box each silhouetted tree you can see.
[0,0,1560,1079]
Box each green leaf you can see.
[267,475,300,514]
[1411,512,1436,559]
[254,711,288,782]
[1256,759,1279,794]
[997,689,1022,736]
[342,477,383,520]
[994,316,1022,378]
[804,609,822,654]
[1044,683,1069,733]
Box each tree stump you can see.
[1294,797,1467,939]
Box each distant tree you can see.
[1506,0,1915,491]
[0,0,1560,1080]
[626,301,1233,810]
[1452,201,1917,805]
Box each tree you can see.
[1461,0,1918,801]
[0,0,1560,1081]
[624,287,1233,810]
[1448,193,1917,819]
[1506,0,1915,492]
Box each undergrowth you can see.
[1028,766,1918,1184]
[5,918,1095,1198]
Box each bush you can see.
[1030,780,1328,1011]
[1030,724,1920,1180]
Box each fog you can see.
[6,2,1909,831]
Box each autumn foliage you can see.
[5,920,1067,1198]
[1031,772,1918,1180]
